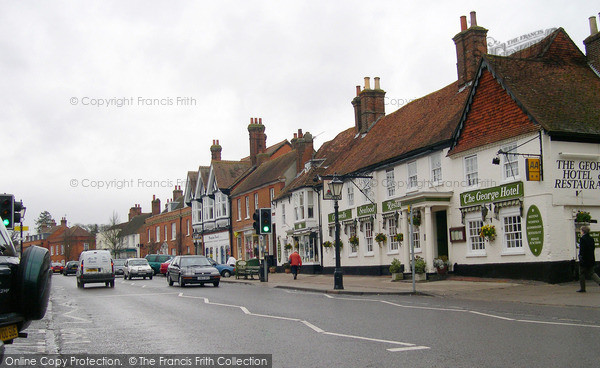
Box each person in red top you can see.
[288,251,302,280]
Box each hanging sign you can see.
[526,158,541,181]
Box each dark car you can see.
[0,221,51,362]
[167,255,220,287]
[112,259,125,276]
[145,254,173,275]
[208,258,235,278]
[62,261,78,275]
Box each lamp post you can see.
[329,176,344,290]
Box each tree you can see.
[103,212,124,258]
[75,223,101,237]
[35,211,55,233]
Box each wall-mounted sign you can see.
[526,158,541,181]
[382,198,402,213]
[294,222,306,230]
[357,203,377,217]
[554,159,600,190]
[449,226,466,242]
[460,181,523,207]
[526,205,544,256]
[328,209,353,224]
[575,231,600,248]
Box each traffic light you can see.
[259,208,272,234]
[13,200,23,224]
[252,209,260,234]
[0,194,14,229]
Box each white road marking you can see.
[518,319,600,328]
[177,293,427,352]
[469,311,515,321]
[387,346,431,352]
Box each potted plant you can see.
[284,243,293,251]
[575,211,591,229]
[433,256,449,275]
[283,263,291,273]
[322,241,333,250]
[412,255,427,281]
[412,212,421,227]
[389,258,404,281]
[349,235,359,247]
[375,233,387,246]
[394,233,404,243]
[480,224,496,241]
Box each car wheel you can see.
[143,276,146,280]
[222,270,231,278]
[167,273,174,286]
[213,281,219,287]
[179,275,185,287]
[149,275,153,280]
[110,280,115,288]
[17,245,52,320]
[105,282,109,287]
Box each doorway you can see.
[435,210,449,257]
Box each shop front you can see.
[203,231,230,264]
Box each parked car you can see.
[208,258,235,277]
[76,250,115,288]
[62,261,78,276]
[113,259,125,276]
[159,258,172,275]
[167,255,220,287]
[0,220,51,362]
[145,254,173,275]
[124,258,153,280]
[51,262,63,274]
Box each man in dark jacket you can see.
[577,225,600,292]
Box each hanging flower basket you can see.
[575,211,591,223]
[375,233,387,246]
[349,236,359,246]
[322,241,332,250]
[480,224,496,241]
[412,213,421,227]
[284,244,293,250]
[394,233,404,242]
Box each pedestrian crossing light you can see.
[0,194,14,229]
[259,208,272,234]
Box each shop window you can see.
[502,208,523,253]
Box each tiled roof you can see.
[231,150,298,196]
[274,165,325,201]
[240,139,291,162]
[212,160,253,190]
[120,213,152,237]
[450,28,600,154]
[65,225,94,238]
[321,81,470,175]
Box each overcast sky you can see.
[1,1,597,232]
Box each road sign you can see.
[13,226,29,231]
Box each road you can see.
[5,273,600,367]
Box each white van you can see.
[76,250,115,288]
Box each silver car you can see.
[123,258,153,280]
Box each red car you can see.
[51,263,64,274]
[160,259,172,275]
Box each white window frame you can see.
[364,221,374,254]
[430,152,442,185]
[412,227,421,252]
[171,223,176,240]
[220,193,227,218]
[282,203,286,224]
[501,207,524,255]
[164,225,168,241]
[307,191,314,219]
[466,213,485,256]
[245,196,250,219]
[407,161,418,190]
[237,199,241,221]
[502,142,519,181]
[347,186,354,207]
[386,168,395,197]
[464,155,478,187]
[186,219,190,236]
[254,193,259,210]
[156,226,160,242]
[349,224,358,256]
[270,188,275,202]
[387,217,399,253]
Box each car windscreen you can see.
[129,260,149,266]
[113,259,125,266]
[180,257,211,267]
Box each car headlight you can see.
[182,269,194,276]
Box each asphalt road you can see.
[5,273,600,367]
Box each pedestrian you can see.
[288,250,302,280]
[227,255,237,267]
[577,225,600,292]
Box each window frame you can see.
[501,207,524,255]
[386,168,396,197]
[464,155,479,187]
[502,142,519,181]
[466,214,485,256]
[430,152,442,185]
[407,161,418,190]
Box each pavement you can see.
[221,272,600,308]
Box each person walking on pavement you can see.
[577,225,600,292]
[289,250,302,280]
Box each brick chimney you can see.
[151,195,161,215]
[60,217,67,227]
[291,129,314,173]
[453,11,488,88]
[128,204,142,221]
[248,117,267,166]
[173,185,183,201]
[352,77,386,134]
[210,139,222,161]
[584,14,600,73]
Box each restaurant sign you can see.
[382,198,402,213]
[328,209,353,224]
[460,181,523,207]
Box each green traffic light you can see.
[263,226,269,232]
[2,218,8,226]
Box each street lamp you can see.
[329,176,344,290]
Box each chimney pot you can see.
[259,118,262,124]
[374,77,381,90]
[364,77,371,90]
[470,11,477,27]
[153,195,156,200]
[460,15,467,31]
[355,85,361,96]
[590,16,599,35]
[298,129,303,138]
[216,139,219,145]
[293,133,297,139]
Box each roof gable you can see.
[231,150,297,196]
[206,160,252,193]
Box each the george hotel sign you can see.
[460,182,523,207]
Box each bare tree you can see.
[103,212,124,258]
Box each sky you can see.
[1,1,598,233]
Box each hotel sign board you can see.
[526,205,544,256]
[460,182,523,207]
